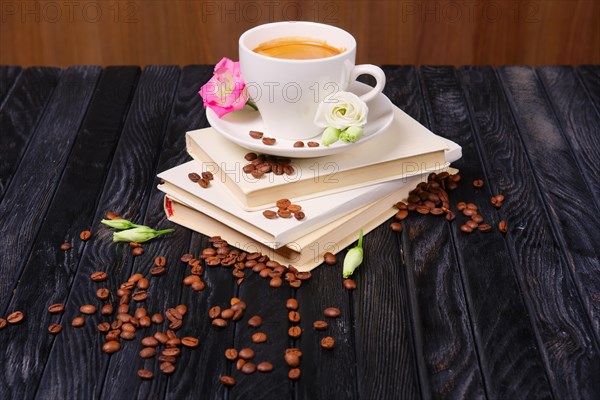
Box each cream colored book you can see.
[162,168,457,271]
[157,161,446,249]
[187,106,461,209]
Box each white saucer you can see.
[206,81,394,158]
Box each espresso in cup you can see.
[253,37,344,60]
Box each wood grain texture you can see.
[0,66,139,400]
[0,67,61,200]
[419,65,554,399]
[295,253,360,400]
[0,1,598,67]
[577,65,600,110]
[0,66,22,106]
[0,66,100,310]
[35,65,180,400]
[494,66,600,399]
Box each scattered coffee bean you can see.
[472,179,484,188]
[202,171,214,181]
[294,211,306,220]
[263,210,277,219]
[225,348,238,360]
[96,288,110,300]
[182,337,199,348]
[141,336,159,347]
[457,202,467,211]
[239,348,255,360]
[288,311,301,323]
[293,141,304,148]
[188,172,201,182]
[390,222,403,232]
[101,304,114,316]
[460,224,473,233]
[241,362,257,374]
[138,369,153,380]
[97,322,110,333]
[48,323,62,334]
[90,271,107,282]
[102,340,121,354]
[499,220,508,233]
[307,141,319,147]
[323,307,341,318]
[198,178,210,188]
[151,313,164,324]
[220,375,236,386]
[395,210,409,220]
[471,214,484,224]
[478,223,492,232]
[269,276,283,287]
[140,347,157,359]
[257,361,273,373]
[286,298,299,310]
[60,242,71,251]
[288,326,302,339]
[343,279,357,290]
[132,291,147,302]
[288,368,301,380]
[249,130,263,139]
[79,230,91,241]
[160,362,176,375]
[212,318,227,328]
[0,318,6,330]
[322,252,337,265]
[48,303,64,314]
[321,336,335,350]
[262,137,276,145]
[277,209,292,218]
[79,305,96,315]
[313,320,328,330]
[284,352,301,367]
[105,211,121,220]
[247,315,262,328]
[131,247,144,256]
[251,332,268,344]
[276,198,291,208]
[208,306,221,319]
[466,220,479,230]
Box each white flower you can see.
[314,91,368,130]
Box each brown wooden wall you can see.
[1,0,599,67]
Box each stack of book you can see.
[157,105,461,271]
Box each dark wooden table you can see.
[0,65,599,400]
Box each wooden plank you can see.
[34,65,180,400]
[577,65,600,110]
[0,66,22,106]
[0,66,101,311]
[294,255,360,400]
[495,65,600,399]
[0,67,61,200]
[0,67,140,399]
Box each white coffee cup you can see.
[239,21,386,140]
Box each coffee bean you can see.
[466,203,478,210]
[313,320,328,330]
[257,361,273,373]
[162,348,181,359]
[466,220,479,230]
[296,271,311,281]
[150,266,166,276]
[498,220,508,233]
[105,330,120,341]
[430,208,444,216]
[343,279,357,290]
[122,322,136,333]
[294,211,306,220]
[168,319,183,330]
[416,205,430,215]
[141,336,159,347]
[445,211,456,221]
[105,211,121,220]
[0,318,6,330]
[91,271,107,282]
[131,247,144,256]
[198,178,210,188]
[97,322,110,333]
[247,315,262,328]
[154,331,169,344]
[48,303,64,314]
[321,336,335,350]
[249,130,263,139]
[102,340,121,354]
[277,209,292,218]
[129,241,141,248]
[460,224,473,233]
[137,278,149,290]
[225,348,238,360]
[202,171,214,181]
[48,323,62,334]
[323,307,341,318]
[456,202,467,211]
[212,318,228,328]
[276,198,291,209]
[288,311,301,323]
[208,306,221,319]
[182,336,199,348]
[269,277,283,287]
[79,230,91,241]
[288,368,301,380]
[286,298,298,310]
[60,242,71,251]
[120,330,136,340]
[80,305,96,315]
[463,208,476,217]
[478,224,492,233]
[133,308,146,320]
[238,348,255,360]
[288,326,302,339]
[284,165,295,175]
[472,179,484,188]
[262,137,276,145]
[220,308,234,320]
[132,291,147,302]
[471,214,484,224]
[220,375,236,386]
[390,222,403,232]
[188,172,201,182]
[251,332,268,343]
[151,313,164,324]
[138,369,153,380]
[140,347,157,359]
[96,288,110,301]
[293,141,304,148]
[395,210,409,220]
[322,252,337,266]
[117,304,129,315]
[307,141,319,147]
[183,275,201,286]
[263,210,277,219]
[160,362,176,375]
[284,353,300,367]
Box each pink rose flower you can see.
[199,57,249,118]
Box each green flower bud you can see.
[321,126,340,147]
[339,126,364,143]
[113,226,175,243]
[343,229,364,278]
[101,219,141,230]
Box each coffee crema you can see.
[253,37,344,60]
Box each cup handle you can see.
[350,64,386,103]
